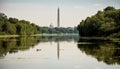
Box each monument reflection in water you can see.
[0,35,120,69]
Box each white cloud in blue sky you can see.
[0,0,120,27]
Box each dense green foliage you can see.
[0,13,40,35]
[40,26,78,34]
[77,6,120,37]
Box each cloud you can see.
[94,66,102,69]
[73,6,84,9]
[93,3,101,6]
[73,65,81,69]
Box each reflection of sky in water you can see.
[0,37,120,69]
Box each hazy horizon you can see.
[0,0,120,27]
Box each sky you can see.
[0,0,120,27]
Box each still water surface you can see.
[0,36,120,69]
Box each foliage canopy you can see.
[0,13,40,35]
[77,6,120,37]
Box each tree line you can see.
[40,26,78,34]
[0,13,40,35]
[77,6,120,37]
[0,13,78,35]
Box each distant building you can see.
[49,23,54,28]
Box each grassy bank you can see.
[0,35,20,38]
[0,34,79,38]
[30,33,79,36]
[79,36,120,43]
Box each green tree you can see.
[2,22,16,34]
[77,6,120,37]
[0,12,41,35]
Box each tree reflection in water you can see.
[77,37,120,65]
[0,35,79,58]
[0,36,40,58]
[1,36,120,65]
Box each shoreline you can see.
[0,34,119,42]
[78,36,120,43]
[0,34,79,38]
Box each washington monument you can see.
[57,7,60,28]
